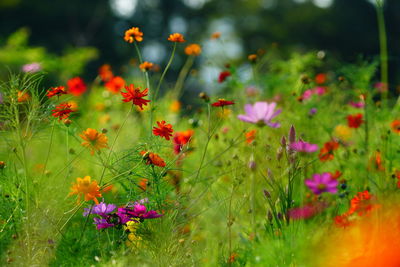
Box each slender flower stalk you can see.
[173,55,194,98]
[375,0,388,106]
[154,43,177,100]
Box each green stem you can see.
[154,43,177,100]
[173,55,194,98]
[376,0,388,106]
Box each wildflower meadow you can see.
[1,1,400,266]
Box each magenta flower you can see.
[93,217,115,229]
[305,173,338,195]
[237,102,281,127]
[83,202,116,217]
[288,202,327,220]
[117,203,163,220]
[290,140,318,153]
[301,89,313,100]
[313,86,326,95]
[349,101,365,109]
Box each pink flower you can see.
[305,173,338,195]
[290,140,318,153]
[349,101,365,109]
[313,86,326,95]
[237,102,281,128]
[22,62,42,73]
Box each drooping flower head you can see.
[237,101,281,128]
[168,33,185,42]
[139,61,154,72]
[80,128,109,155]
[67,77,87,96]
[173,130,194,154]
[184,44,201,56]
[69,176,102,204]
[140,151,166,167]
[105,76,125,94]
[305,173,338,195]
[211,99,235,107]
[153,120,174,140]
[52,103,74,121]
[121,84,150,110]
[47,86,67,98]
[347,113,364,128]
[290,140,319,153]
[124,27,143,43]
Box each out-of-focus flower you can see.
[315,73,327,84]
[305,172,338,195]
[248,54,257,63]
[98,64,113,82]
[349,101,365,109]
[288,202,327,220]
[67,77,87,96]
[218,71,231,83]
[245,130,256,144]
[0,161,5,169]
[309,108,317,116]
[211,99,235,107]
[121,84,150,110]
[173,130,194,154]
[334,124,352,141]
[69,176,102,204]
[374,82,388,92]
[22,62,41,73]
[124,27,143,43]
[138,178,148,191]
[153,120,174,140]
[52,103,73,121]
[139,61,154,71]
[330,170,342,180]
[391,119,400,134]
[17,91,30,102]
[105,76,125,94]
[347,113,364,128]
[347,190,376,216]
[227,253,239,263]
[245,86,259,97]
[396,170,400,188]
[184,44,201,56]
[140,151,166,167]
[319,140,339,162]
[237,102,281,128]
[290,140,318,153]
[313,86,326,95]
[211,32,221,39]
[47,86,67,98]
[83,202,116,217]
[80,128,108,155]
[368,150,385,171]
[169,100,181,113]
[168,33,185,42]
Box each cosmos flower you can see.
[52,103,74,121]
[305,173,338,195]
[22,62,42,73]
[315,73,327,84]
[391,119,400,134]
[117,203,163,220]
[334,125,352,141]
[69,176,102,204]
[347,113,364,128]
[17,91,30,102]
[245,130,256,144]
[98,64,113,82]
[211,99,235,107]
[47,86,67,98]
[218,71,231,83]
[80,128,109,155]
[167,33,185,42]
[237,102,281,128]
[349,101,365,109]
[124,27,143,43]
[248,54,257,63]
[173,130,194,154]
[139,61,154,71]
[290,140,319,153]
[169,100,181,113]
[184,44,201,56]
[318,140,339,162]
[121,84,150,110]
[83,202,116,217]
[152,120,174,140]
[288,202,327,220]
[309,108,317,116]
[140,151,166,167]
[105,76,125,94]
[368,150,385,171]
[67,77,87,96]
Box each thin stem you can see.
[154,43,177,100]
[376,0,388,106]
[173,55,194,98]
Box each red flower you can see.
[315,73,327,84]
[391,119,400,134]
[105,76,125,94]
[348,190,376,216]
[318,140,339,162]
[140,151,166,167]
[52,103,74,121]
[330,170,342,179]
[218,71,231,83]
[173,130,194,154]
[67,77,87,96]
[98,64,113,82]
[347,113,364,128]
[47,86,67,98]
[121,84,150,110]
[245,130,256,144]
[153,120,174,140]
[368,150,385,171]
[211,99,235,107]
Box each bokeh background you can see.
[0,0,399,87]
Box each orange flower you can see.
[47,86,67,98]
[52,103,74,121]
[67,77,87,96]
[139,61,154,71]
[173,130,194,154]
[211,32,221,39]
[80,128,108,155]
[228,253,239,263]
[347,113,364,128]
[124,27,143,43]
[391,119,400,134]
[168,33,185,43]
[248,54,257,62]
[105,76,125,94]
[330,170,342,180]
[153,120,174,140]
[69,176,102,204]
[245,130,256,144]
[318,140,339,162]
[121,84,150,110]
[184,44,201,56]
[17,91,30,102]
[138,178,148,191]
[98,64,114,82]
[347,190,376,216]
[169,100,181,113]
[315,73,327,84]
[140,151,166,167]
[368,150,385,171]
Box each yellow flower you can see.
[168,33,185,43]
[334,124,352,141]
[184,44,201,56]
[139,61,154,71]
[69,176,102,204]
[217,108,232,119]
[99,114,111,125]
[80,128,108,155]
[124,27,143,43]
[169,100,181,113]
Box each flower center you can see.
[317,184,326,191]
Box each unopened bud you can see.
[0,161,5,169]
[198,92,210,102]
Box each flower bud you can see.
[198,92,210,102]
